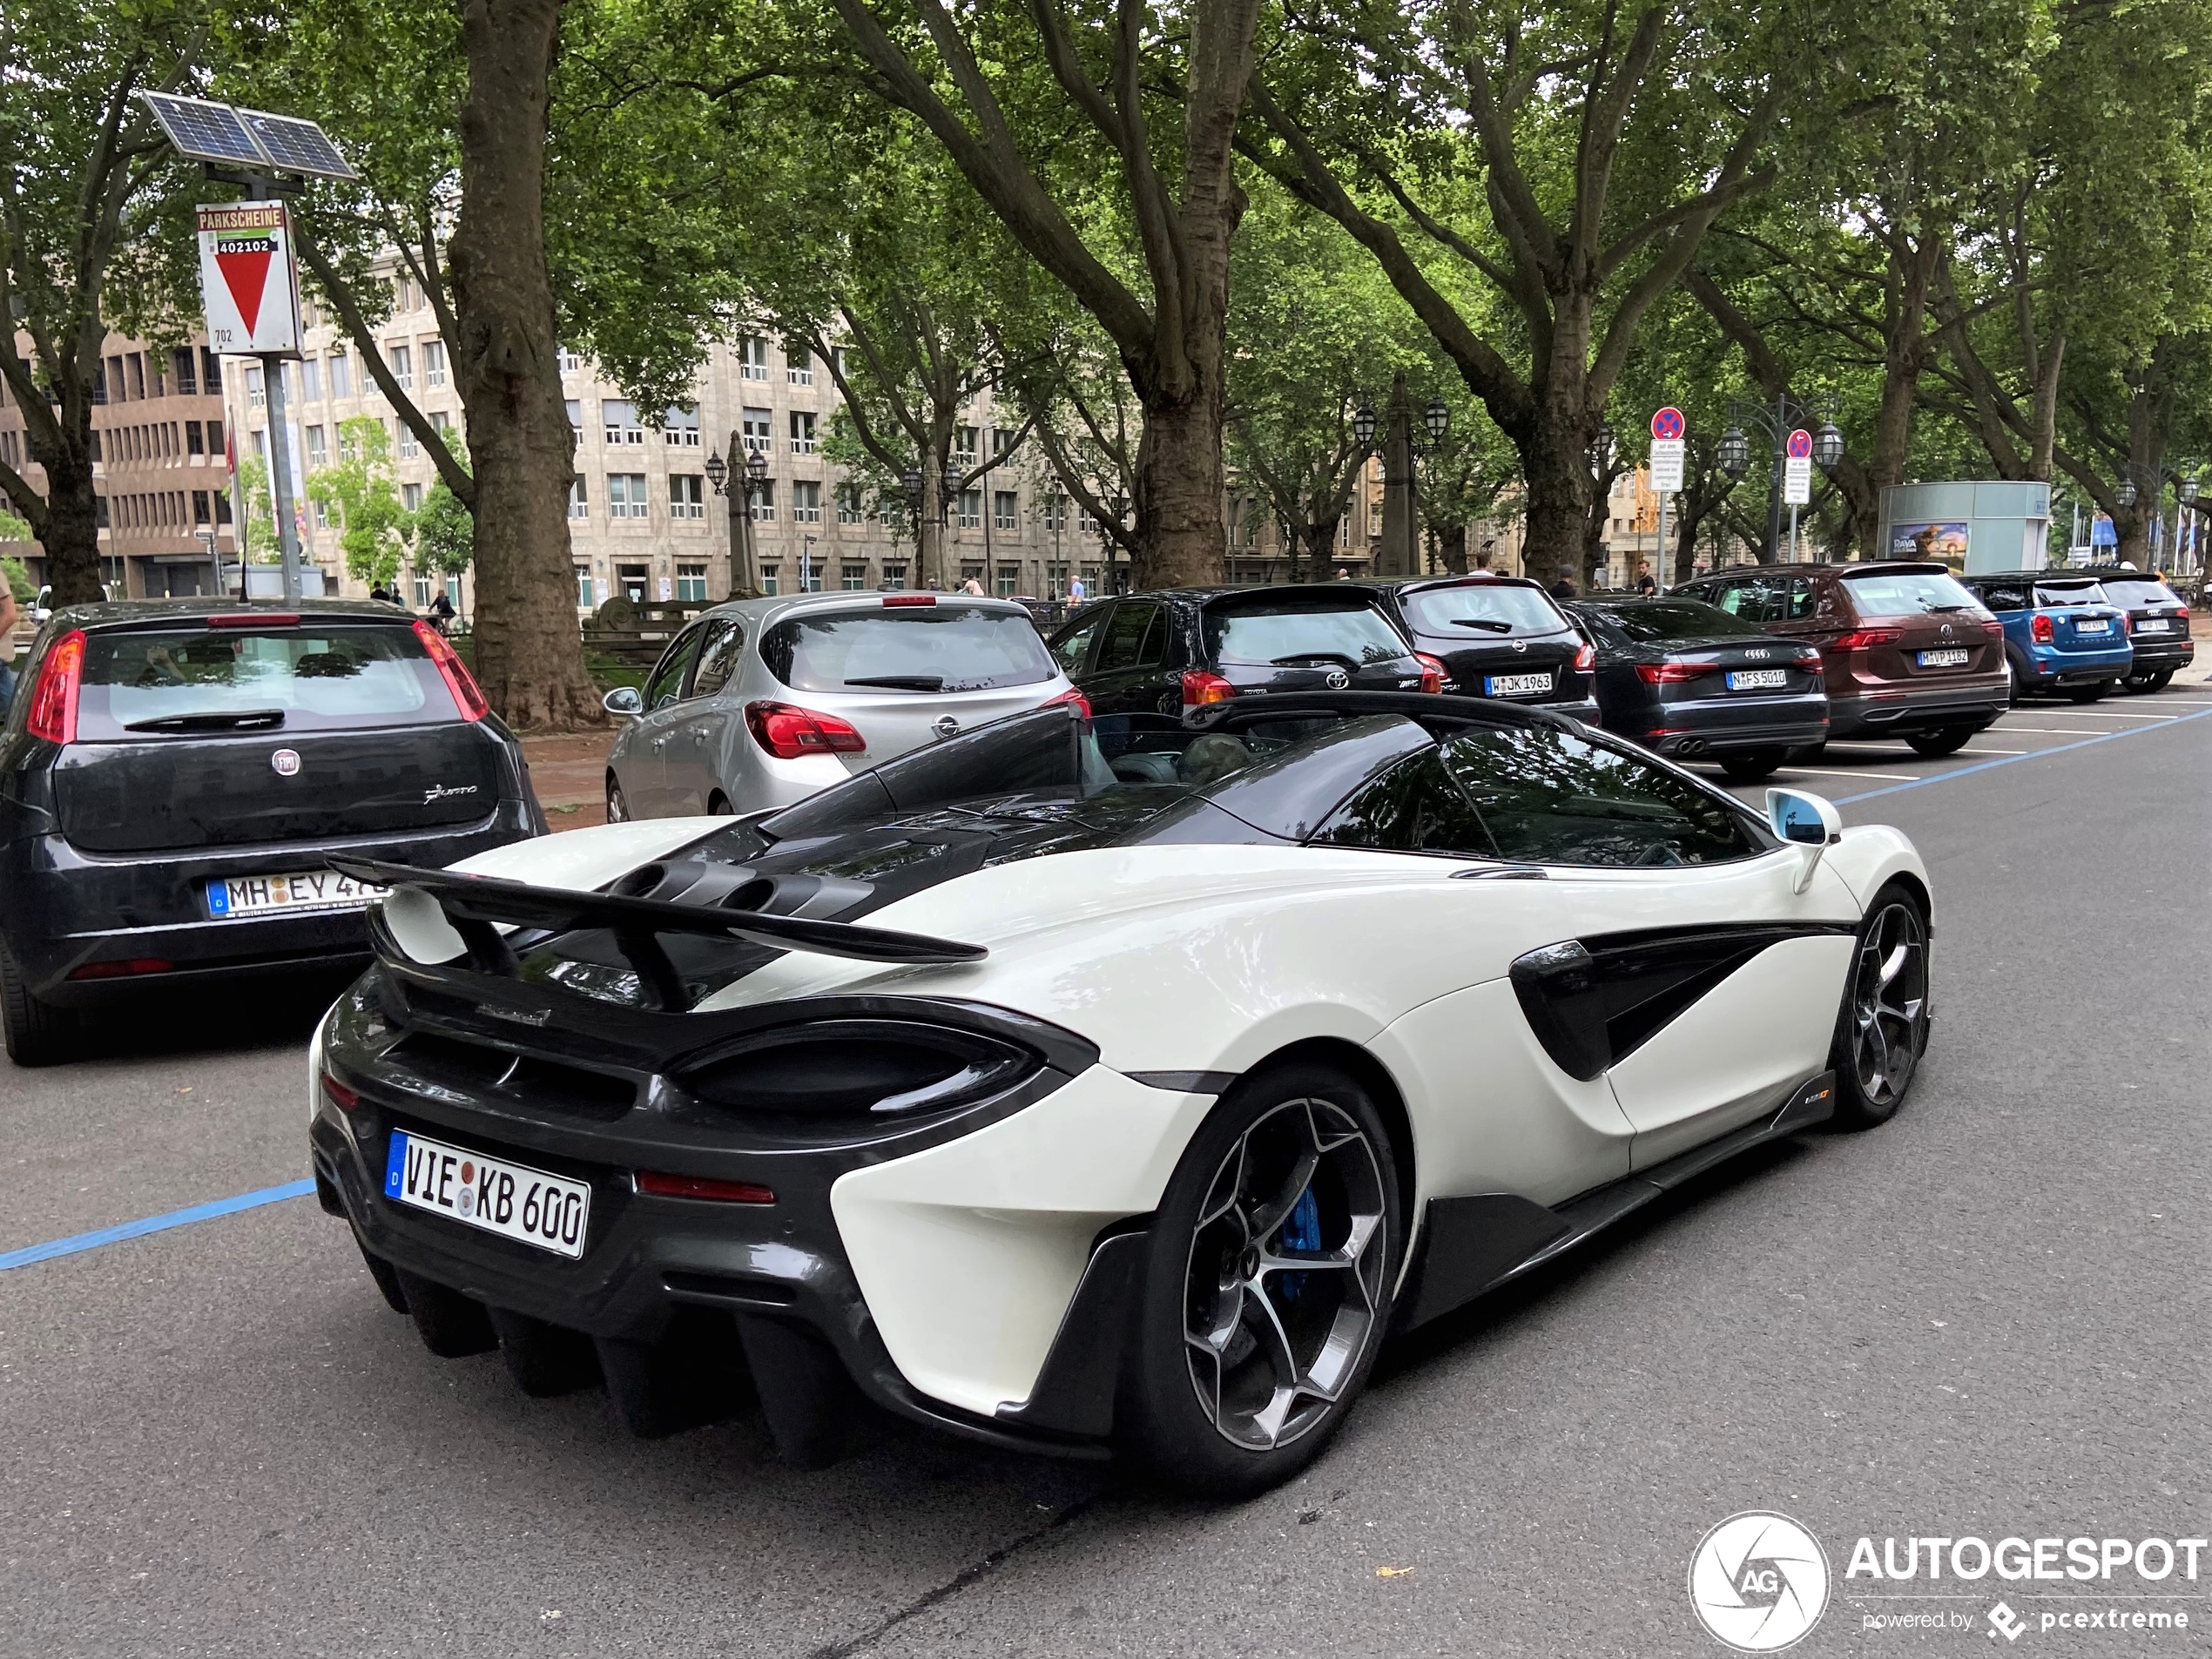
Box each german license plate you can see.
[2074,618,2111,634]
[383,1129,591,1259]
[206,868,387,920]
[2135,618,2169,632]
[1917,648,1970,668]
[1725,669,1788,691]
[1484,671,1553,697]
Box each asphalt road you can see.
[4,689,2209,1657]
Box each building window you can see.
[670,474,705,519]
[402,482,423,512]
[206,417,223,455]
[608,473,650,518]
[423,341,446,387]
[996,563,1020,597]
[751,482,775,522]
[792,481,822,523]
[959,563,984,588]
[759,564,779,596]
[880,562,907,590]
[676,562,709,602]
[995,489,1017,531]
[568,477,589,518]
[307,425,327,466]
[836,486,864,525]
[300,356,320,401]
[841,563,868,590]
[602,399,642,445]
[185,421,205,457]
[327,351,349,398]
[199,348,223,392]
[1045,495,1067,532]
[742,408,772,454]
[399,424,419,459]
[172,347,198,396]
[832,347,849,379]
[954,426,978,466]
[664,405,700,446]
[431,410,453,436]
[566,399,582,435]
[313,498,332,529]
[789,411,817,455]
[128,354,145,399]
[246,366,265,409]
[390,344,412,391]
[191,490,211,526]
[575,564,595,610]
[958,488,981,529]
[739,337,769,381]
[446,575,462,611]
[557,346,583,374]
[784,340,813,384]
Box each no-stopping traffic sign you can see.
[1651,407,1685,442]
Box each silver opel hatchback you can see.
[602,591,1079,819]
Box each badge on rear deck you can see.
[271,748,300,777]
[933,714,961,739]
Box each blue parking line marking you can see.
[1832,704,2212,805]
[0,1179,315,1272]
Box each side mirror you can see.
[1765,787,1841,894]
[602,685,644,718]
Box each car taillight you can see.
[25,629,84,745]
[636,1170,776,1204]
[320,1069,361,1112]
[1414,652,1447,693]
[2119,612,2131,634]
[1182,670,1237,706]
[1571,641,1595,672]
[2177,605,2191,622]
[2030,614,2054,644]
[1826,628,1903,654]
[1040,686,1092,718]
[207,612,300,628]
[745,700,867,758]
[882,593,935,607]
[411,619,489,720]
[1635,661,1718,683]
[67,957,172,981]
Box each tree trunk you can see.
[2031,327,2065,482]
[445,0,601,730]
[32,443,103,605]
[1523,437,1588,590]
[1130,383,1226,588]
[918,453,945,587]
[1440,522,1468,574]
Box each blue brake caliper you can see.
[1278,1188,1322,1302]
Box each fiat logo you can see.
[1324,669,1350,690]
[270,748,301,777]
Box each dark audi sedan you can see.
[0,600,542,1064]
[1047,585,1433,713]
[1373,574,1599,718]
[1570,597,1829,781]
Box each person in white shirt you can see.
[1068,575,1088,605]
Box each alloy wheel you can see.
[1851,901,1928,1109]
[1182,1097,1388,1452]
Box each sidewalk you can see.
[522,731,616,829]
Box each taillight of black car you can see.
[24,629,85,745]
[675,1019,1042,1123]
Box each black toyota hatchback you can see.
[1569,597,1829,781]
[1373,574,1599,718]
[0,600,543,1064]
[1047,585,1434,713]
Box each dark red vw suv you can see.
[1672,562,2009,756]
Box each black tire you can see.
[1117,1062,1402,1497]
[2065,682,2110,704]
[1718,749,1786,783]
[605,774,630,822]
[1905,727,1973,759]
[2122,671,2158,694]
[1,946,78,1067]
[1827,882,1932,1130]
[2148,670,2175,692]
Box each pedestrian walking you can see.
[1635,562,1657,596]
[1548,575,1578,601]
[1068,573,1087,606]
[429,590,455,632]
[961,575,986,596]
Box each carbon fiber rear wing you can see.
[329,854,985,1011]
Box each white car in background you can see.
[600,591,1080,819]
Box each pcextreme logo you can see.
[1689,1512,1832,1652]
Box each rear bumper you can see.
[0,804,538,1002]
[2018,644,2133,685]
[1612,690,1830,757]
[1825,682,2006,740]
[2122,637,2194,671]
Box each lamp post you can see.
[1352,385,1450,578]
[1719,395,1844,562]
[2179,474,2199,573]
[708,442,770,596]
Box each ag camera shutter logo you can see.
[1689,1512,1831,1651]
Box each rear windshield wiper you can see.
[1270,652,1360,668]
[124,708,287,733]
[1445,617,1515,632]
[1922,603,1976,613]
[844,675,945,691]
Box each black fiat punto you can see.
[0,599,543,1064]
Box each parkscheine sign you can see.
[196,201,301,356]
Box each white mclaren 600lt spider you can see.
[309,691,1932,1495]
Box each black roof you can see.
[1960,570,2104,584]
[48,597,416,632]
[1692,561,1951,577]
[2054,566,2176,582]
[1366,572,1548,593]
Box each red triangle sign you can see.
[215,245,273,336]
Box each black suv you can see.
[1046,585,1433,713]
[1372,574,1599,718]
[2070,567,2195,691]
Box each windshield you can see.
[73,624,453,740]
[2095,578,2182,610]
[759,604,1056,694]
[1843,570,1981,615]
[1581,600,1766,644]
[1400,583,1568,637]
[2033,583,2107,609]
[1204,597,1411,667]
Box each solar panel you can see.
[139,92,270,167]
[244,111,357,180]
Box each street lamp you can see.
[1423,397,1449,446]
[704,448,727,495]
[1813,421,1846,472]
[1352,403,1378,449]
[1721,394,1842,559]
[1719,426,1750,481]
[2117,473,2138,509]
